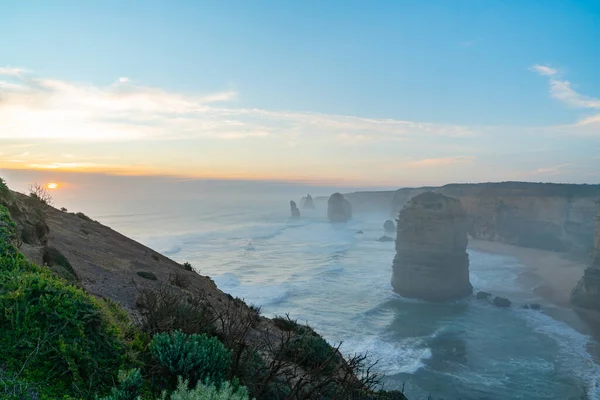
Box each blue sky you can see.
[1,0,600,188]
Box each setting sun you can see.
[47,182,59,190]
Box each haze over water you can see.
[79,184,600,400]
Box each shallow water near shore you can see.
[98,200,600,400]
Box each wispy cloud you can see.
[530,65,558,76]
[0,67,475,144]
[531,64,600,128]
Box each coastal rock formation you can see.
[475,291,492,300]
[302,194,315,209]
[290,200,300,218]
[391,192,472,301]
[384,219,396,232]
[327,193,352,223]
[571,200,600,310]
[493,296,511,307]
[377,235,394,242]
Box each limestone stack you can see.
[303,194,315,209]
[327,193,352,223]
[290,201,300,218]
[571,200,600,310]
[392,192,472,301]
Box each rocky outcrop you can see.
[302,194,315,209]
[475,291,492,300]
[392,192,472,301]
[384,220,396,233]
[377,235,394,242]
[493,296,511,308]
[571,200,600,310]
[327,193,352,223]
[290,201,300,218]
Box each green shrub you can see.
[150,330,232,387]
[137,271,158,280]
[0,205,132,398]
[283,330,338,371]
[135,286,215,336]
[0,177,10,198]
[181,262,193,272]
[161,378,250,400]
[98,369,143,400]
[272,315,299,332]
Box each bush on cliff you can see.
[0,204,136,399]
[149,330,232,387]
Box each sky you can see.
[1,0,600,192]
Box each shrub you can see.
[135,285,215,336]
[272,315,300,332]
[98,369,143,400]
[137,271,158,280]
[0,205,132,398]
[0,177,10,198]
[181,262,193,272]
[43,246,78,282]
[284,332,338,370]
[76,212,94,222]
[28,183,53,206]
[60,207,68,212]
[162,378,250,400]
[150,330,232,387]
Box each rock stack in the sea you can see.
[302,194,315,209]
[391,192,472,301]
[571,200,600,310]
[327,193,352,223]
[384,219,396,233]
[290,201,300,218]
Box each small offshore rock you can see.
[475,291,492,300]
[377,235,394,242]
[493,296,511,308]
[356,230,364,234]
[522,305,530,309]
[530,303,541,310]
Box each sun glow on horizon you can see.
[47,182,59,190]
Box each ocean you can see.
[90,191,600,400]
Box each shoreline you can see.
[467,240,600,337]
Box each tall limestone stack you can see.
[392,192,472,301]
[290,201,300,218]
[327,193,352,223]
[303,194,315,209]
[571,200,600,310]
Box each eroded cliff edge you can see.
[390,182,600,253]
[392,192,472,301]
[571,200,600,311]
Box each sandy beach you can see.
[468,239,586,307]
[468,239,600,349]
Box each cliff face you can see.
[392,192,472,301]
[392,183,600,253]
[571,201,600,310]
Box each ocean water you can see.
[96,197,600,400]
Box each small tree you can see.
[29,183,54,206]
